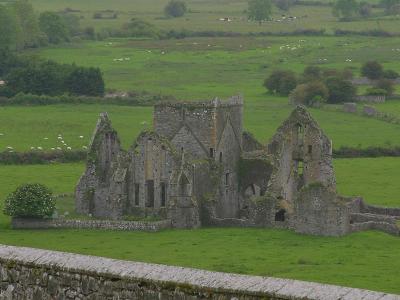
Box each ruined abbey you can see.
[76,96,400,236]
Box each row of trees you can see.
[264,62,399,106]
[0,0,81,50]
[333,0,400,20]
[0,49,104,97]
[246,0,400,24]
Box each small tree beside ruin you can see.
[3,183,55,219]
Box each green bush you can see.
[164,0,187,18]
[375,78,395,96]
[367,88,387,96]
[264,70,297,96]
[290,81,329,106]
[3,183,55,218]
[361,61,384,80]
[383,70,399,79]
[325,76,357,103]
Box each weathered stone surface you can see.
[72,100,400,237]
[11,218,172,232]
[343,102,357,113]
[0,244,399,300]
[363,105,377,116]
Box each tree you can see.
[264,70,297,96]
[0,5,16,50]
[383,69,399,79]
[375,78,394,96]
[273,0,294,11]
[290,81,329,106]
[39,11,69,44]
[13,0,43,49]
[66,67,105,96]
[359,1,372,17]
[122,18,160,38]
[164,1,187,18]
[3,183,55,219]
[5,61,71,96]
[303,65,322,82]
[333,0,360,20]
[325,76,357,103]
[380,0,400,14]
[248,0,273,25]
[361,61,384,80]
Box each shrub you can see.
[383,69,399,79]
[359,1,372,17]
[375,78,395,96]
[65,67,105,97]
[122,18,160,38]
[367,88,387,96]
[164,1,187,18]
[290,81,329,106]
[3,183,55,218]
[361,61,383,80]
[303,65,322,82]
[325,76,357,103]
[273,0,294,11]
[264,70,297,96]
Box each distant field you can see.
[29,0,400,34]
[33,37,400,96]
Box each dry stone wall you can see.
[0,245,399,300]
[11,218,171,232]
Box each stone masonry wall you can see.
[1,245,399,300]
[11,218,172,232]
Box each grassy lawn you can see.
[0,227,399,294]
[2,102,400,151]
[33,37,400,96]
[0,159,399,293]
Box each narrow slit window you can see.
[225,173,230,185]
[219,152,223,163]
[308,145,312,154]
[146,180,154,208]
[160,182,166,207]
[134,183,140,206]
[210,148,214,158]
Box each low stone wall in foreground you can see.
[11,218,172,232]
[0,245,399,300]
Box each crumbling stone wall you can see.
[75,112,125,219]
[74,101,399,237]
[264,106,336,229]
[1,245,398,300]
[295,184,351,236]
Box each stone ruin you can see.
[76,96,400,236]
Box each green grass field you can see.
[33,36,400,96]
[2,0,400,294]
[29,0,400,34]
[2,103,400,151]
[0,161,400,293]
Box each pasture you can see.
[33,36,400,96]
[1,0,400,294]
[29,0,400,34]
[2,103,400,151]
